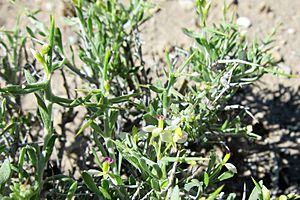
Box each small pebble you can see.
[237,17,251,28]
[244,170,251,176]
[271,50,283,63]
[179,0,195,11]
[121,174,128,180]
[258,166,265,173]
[287,28,296,35]
[290,132,297,137]
[282,158,288,165]
[45,2,54,11]
[254,112,264,120]
[258,173,264,179]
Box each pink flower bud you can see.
[104,157,114,164]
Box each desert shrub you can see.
[0,0,298,199]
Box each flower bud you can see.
[157,115,164,129]
[41,44,51,56]
[30,48,47,68]
[102,157,114,175]
[104,80,110,96]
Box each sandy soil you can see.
[1,0,299,194]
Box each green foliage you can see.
[0,159,11,189]
[0,0,298,199]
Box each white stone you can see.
[179,0,195,11]
[237,17,252,28]
[287,28,295,35]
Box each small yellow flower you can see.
[142,116,188,144]
[173,127,188,143]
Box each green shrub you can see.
[0,0,298,199]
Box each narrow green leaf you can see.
[225,163,237,174]
[36,95,50,127]
[18,147,26,179]
[160,156,207,163]
[249,178,262,200]
[150,178,160,191]
[149,85,164,93]
[221,119,229,130]
[262,185,270,200]
[87,16,93,37]
[26,26,36,38]
[170,185,180,200]
[91,148,103,168]
[99,187,112,199]
[55,28,64,54]
[0,123,15,137]
[26,146,38,169]
[109,110,119,130]
[102,179,110,191]
[76,119,92,137]
[73,0,83,9]
[226,193,236,200]
[109,93,140,104]
[139,158,151,177]
[128,175,136,186]
[0,144,5,154]
[82,172,102,196]
[143,114,157,125]
[184,179,203,198]
[251,177,262,189]
[0,159,11,188]
[152,164,162,179]
[204,171,209,187]
[222,153,231,164]
[218,171,234,181]
[0,98,6,117]
[47,15,55,73]
[108,173,124,186]
[165,49,173,73]
[207,185,224,200]
[44,135,56,162]
[66,181,78,200]
[182,28,202,39]
[48,16,55,48]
